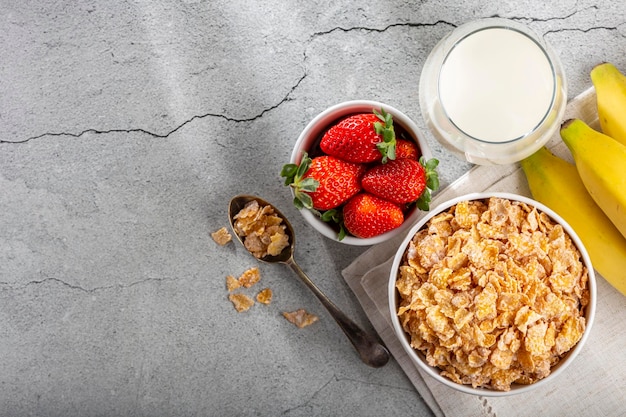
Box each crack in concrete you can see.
[308,8,616,41]
[309,19,457,39]
[280,374,334,415]
[1,71,307,145]
[486,8,625,38]
[487,7,594,23]
[280,373,417,415]
[3,9,617,145]
[4,21,456,146]
[544,24,624,36]
[1,276,178,293]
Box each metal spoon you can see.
[228,194,390,368]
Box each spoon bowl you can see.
[228,194,390,368]
[228,194,295,263]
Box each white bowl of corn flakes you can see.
[388,192,596,396]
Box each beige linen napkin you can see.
[343,88,626,416]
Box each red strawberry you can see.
[320,109,397,163]
[361,158,426,204]
[395,139,419,160]
[280,152,365,211]
[362,157,440,210]
[343,193,404,238]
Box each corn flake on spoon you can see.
[228,194,390,368]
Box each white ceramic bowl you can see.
[388,192,596,396]
[289,100,433,246]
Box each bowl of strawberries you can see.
[281,100,440,245]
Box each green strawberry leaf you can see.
[295,154,311,179]
[280,151,320,210]
[427,175,440,191]
[373,108,396,164]
[416,189,431,211]
[280,163,299,185]
[293,196,304,210]
[424,158,439,171]
[298,177,318,192]
[420,156,440,192]
[337,224,347,241]
[320,209,339,222]
[318,208,346,241]
[295,190,314,209]
[413,157,441,211]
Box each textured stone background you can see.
[1,1,624,416]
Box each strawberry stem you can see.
[415,157,440,211]
[280,152,319,210]
[320,208,347,240]
[373,108,396,164]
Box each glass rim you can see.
[437,24,558,145]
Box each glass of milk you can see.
[419,18,567,165]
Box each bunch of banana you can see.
[521,147,626,296]
[590,62,626,146]
[560,119,626,241]
[521,63,626,295]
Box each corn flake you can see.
[256,288,273,305]
[226,275,241,292]
[229,293,254,312]
[282,309,319,328]
[233,200,290,259]
[211,227,232,245]
[239,266,261,288]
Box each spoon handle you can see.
[287,259,390,368]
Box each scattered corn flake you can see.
[211,227,232,245]
[396,197,589,391]
[226,275,241,292]
[282,309,319,328]
[256,288,273,305]
[229,293,254,312]
[238,266,261,288]
[233,200,290,259]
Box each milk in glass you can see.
[438,27,555,143]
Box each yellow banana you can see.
[520,146,626,296]
[590,62,626,146]
[560,119,626,240]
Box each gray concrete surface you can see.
[1,1,624,416]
